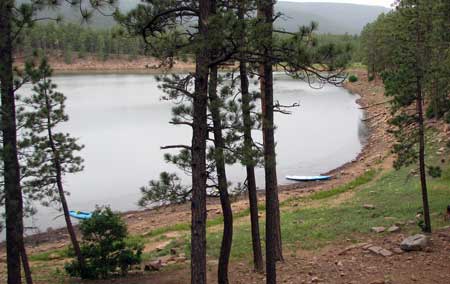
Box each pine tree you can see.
[238,0,264,272]
[381,0,434,233]
[257,1,281,282]
[1,2,116,282]
[21,59,87,275]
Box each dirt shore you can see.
[14,55,197,74]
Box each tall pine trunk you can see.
[257,2,283,265]
[209,67,233,284]
[0,1,25,283]
[44,91,87,273]
[191,1,210,283]
[259,1,283,283]
[238,2,263,271]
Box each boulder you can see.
[400,234,428,252]
[363,204,376,210]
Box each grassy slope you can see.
[28,140,450,282]
[205,140,450,260]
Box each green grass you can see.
[142,238,189,261]
[144,223,191,238]
[143,204,259,239]
[205,163,450,259]
[30,137,450,268]
[310,169,377,200]
[29,248,70,262]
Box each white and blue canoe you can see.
[286,175,332,182]
[69,210,93,220]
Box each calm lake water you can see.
[12,73,365,235]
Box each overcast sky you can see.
[280,0,394,8]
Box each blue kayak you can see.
[69,210,92,220]
[286,175,332,182]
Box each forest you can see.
[2,0,450,284]
[14,23,362,65]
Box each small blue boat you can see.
[69,210,92,220]
[286,175,332,182]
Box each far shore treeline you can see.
[15,22,363,64]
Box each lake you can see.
[14,73,365,235]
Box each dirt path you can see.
[64,226,450,284]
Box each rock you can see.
[367,246,393,257]
[362,243,374,250]
[393,248,404,254]
[363,204,376,210]
[400,234,428,252]
[311,276,320,283]
[338,243,368,255]
[371,227,386,233]
[144,260,162,271]
[388,225,400,233]
[378,248,393,257]
[126,214,135,219]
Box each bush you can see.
[348,74,358,83]
[65,207,143,279]
[368,74,375,82]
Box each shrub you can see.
[65,207,143,279]
[348,74,358,83]
[368,74,375,82]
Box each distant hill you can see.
[20,1,390,35]
[275,2,391,34]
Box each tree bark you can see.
[191,1,211,283]
[259,1,283,283]
[20,240,33,284]
[257,2,283,265]
[238,2,263,271]
[208,67,233,284]
[0,1,25,283]
[43,89,87,275]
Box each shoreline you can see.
[0,68,392,252]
